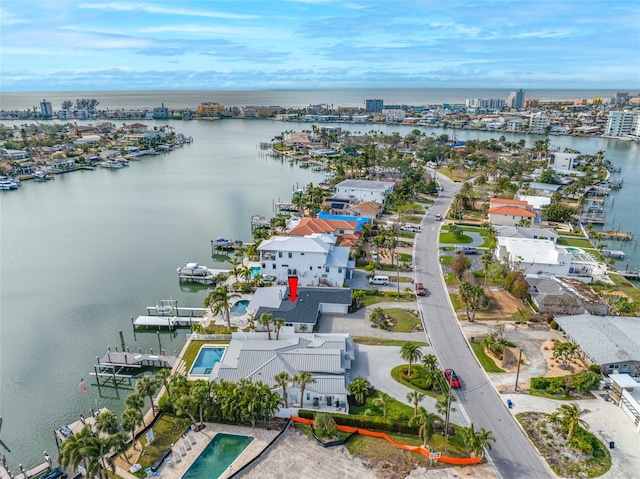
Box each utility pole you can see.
[444,391,452,452]
[514,348,523,391]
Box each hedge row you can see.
[530,371,600,394]
[298,410,420,435]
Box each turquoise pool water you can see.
[250,266,261,278]
[565,247,583,254]
[181,433,253,479]
[189,346,225,376]
[230,299,249,316]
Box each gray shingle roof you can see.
[255,287,352,324]
[554,314,640,365]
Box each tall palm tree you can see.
[273,317,285,340]
[155,368,172,397]
[480,252,494,285]
[347,376,372,406]
[82,435,117,479]
[110,431,132,465]
[121,408,143,450]
[294,371,315,408]
[406,390,425,417]
[559,403,590,441]
[400,342,423,376]
[421,354,438,372]
[190,380,213,426]
[204,285,232,329]
[125,393,146,426]
[474,427,496,459]
[372,392,392,418]
[135,375,159,419]
[174,394,199,425]
[257,313,273,339]
[273,371,292,408]
[59,425,92,473]
[409,406,436,448]
[94,410,118,435]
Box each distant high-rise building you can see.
[523,99,539,108]
[40,99,53,117]
[465,98,505,109]
[365,99,383,112]
[507,89,525,109]
[606,111,637,137]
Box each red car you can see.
[415,283,426,296]
[444,368,461,388]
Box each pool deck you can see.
[125,423,279,479]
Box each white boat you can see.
[0,176,20,190]
[100,160,124,169]
[177,262,214,278]
[212,237,230,247]
[33,171,49,181]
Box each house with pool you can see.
[210,332,354,414]
[257,233,352,287]
[248,284,352,332]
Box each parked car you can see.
[444,368,461,388]
[435,213,442,221]
[415,282,426,296]
[400,225,421,233]
[370,251,378,260]
[454,246,479,254]
[369,275,390,285]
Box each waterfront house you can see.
[347,201,385,219]
[528,276,606,315]
[334,179,394,204]
[287,217,362,247]
[495,225,558,243]
[211,332,354,413]
[258,233,351,287]
[495,237,572,276]
[124,123,149,133]
[547,152,581,173]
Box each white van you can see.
[369,275,390,285]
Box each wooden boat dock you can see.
[617,270,640,280]
[134,315,202,329]
[592,230,633,240]
[97,350,178,368]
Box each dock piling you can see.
[119,330,125,350]
[157,331,162,351]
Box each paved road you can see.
[413,173,552,479]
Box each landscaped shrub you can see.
[299,409,419,435]
[411,378,428,389]
[158,395,174,414]
[314,412,337,438]
[400,368,419,381]
[549,320,559,330]
[531,377,552,390]
[589,364,601,373]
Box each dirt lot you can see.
[475,290,524,320]
[540,338,589,377]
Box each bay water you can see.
[1,94,639,466]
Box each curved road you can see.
[413,173,552,478]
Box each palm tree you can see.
[274,371,292,408]
[135,375,159,419]
[480,252,494,285]
[347,376,371,406]
[273,317,285,339]
[110,431,132,465]
[459,281,487,322]
[372,391,392,418]
[421,354,438,372]
[294,371,315,408]
[121,408,143,450]
[406,390,425,417]
[257,313,273,339]
[125,393,146,426]
[191,380,212,426]
[94,410,118,435]
[59,425,92,473]
[558,403,590,441]
[351,289,366,309]
[474,427,496,459]
[400,342,423,376]
[155,368,172,397]
[82,435,117,479]
[174,394,199,425]
[409,406,436,448]
[204,285,232,329]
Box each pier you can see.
[134,315,202,329]
[617,270,640,280]
[592,230,633,240]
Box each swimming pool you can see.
[250,266,261,278]
[189,346,226,376]
[230,299,250,316]
[181,433,253,479]
[565,247,584,254]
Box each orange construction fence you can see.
[291,416,481,465]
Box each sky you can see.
[1,0,639,92]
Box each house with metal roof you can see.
[553,314,640,377]
[248,285,352,332]
[496,225,559,243]
[210,332,354,413]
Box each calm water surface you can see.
[1,117,638,466]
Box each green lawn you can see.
[398,253,413,262]
[448,293,463,311]
[399,231,416,239]
[137,415,193,471]
[359,293,415,307]
[608,273,640,303]
[350,390,414,420]
[440,255,454,266]
[390,365,443,399]
[352,337,428,347]
[439,232,473,244]
[444,272,460,286]
[556,237,592,248]
[382,308,422,333]
[469,339,504,373]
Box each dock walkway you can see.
[98,351,178,368]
